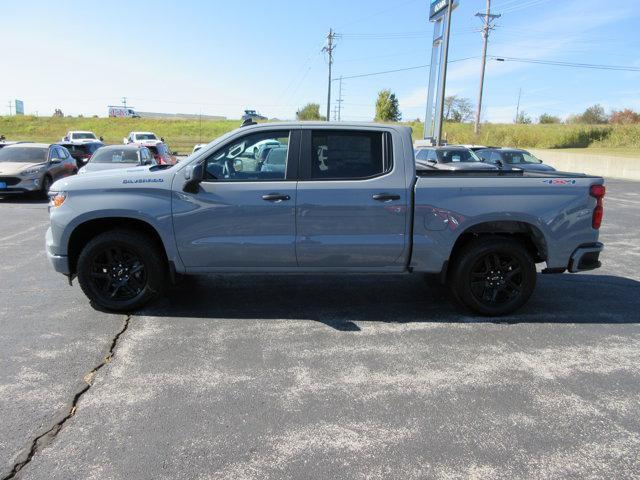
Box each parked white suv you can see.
[123,131,161,144]
[62,131,102,143]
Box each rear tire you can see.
[448,236,536,316]
[77,229,166,312]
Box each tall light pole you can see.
[473,0,500,134]
[322,29,337,121]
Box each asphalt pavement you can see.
[1,179,639,479]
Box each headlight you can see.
[48,191,67,208]
[21,167,45,176]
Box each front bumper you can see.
[0,176,41,193]
[46,227,70,275]
[568,242,603,273]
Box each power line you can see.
[334,56,478,81]
[491,55,640,72]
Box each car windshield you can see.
[0,147,47,163]
[72,133,96,139]
[90,148,139,163]
[501,151,540,164]
[135,134,157,140]
[437,148,481,163]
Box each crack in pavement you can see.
[1,315,132,480]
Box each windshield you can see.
[501,151,540,164]
[135,134,157,141]
[72,132,96,139]
[0,147,47,163]
[437,149,481,163]
[90,148,139,163]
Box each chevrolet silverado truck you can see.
[46,122,605,316]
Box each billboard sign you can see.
[15,100,24,115]
[429,0,458,20]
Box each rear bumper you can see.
[568,242,603,273]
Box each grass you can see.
[2,115,639,154]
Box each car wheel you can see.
[40,175,53,198]
[77,229,166,312]
[448,236,536,316]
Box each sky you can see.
[1,0,639,122]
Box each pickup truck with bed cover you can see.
[46,122,605,316]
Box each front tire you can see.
[448,236,536,316]
[77,229,166,312]
[40,175,53,199]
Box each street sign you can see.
[15,99,24,115]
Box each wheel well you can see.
[448,221,548,272]
[67,217,166,276]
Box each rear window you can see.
[90,148,139,163]
[65,144,102,155]
[72,133,96,139]
[147,146,159,155]
[310,131,387,179]
[135,134,157,141]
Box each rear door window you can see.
[309,130,388,180]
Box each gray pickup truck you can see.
[46,122,605,316]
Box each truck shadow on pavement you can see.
[141,273,640,330]
[0,195,48,204]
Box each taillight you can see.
[590,184,605,229]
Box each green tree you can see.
[538,113,560,124]
[515,111,532,124]
[576,104,608,124]
[296,103,325,121]
[374,89,401,122]
[444,95,473,122]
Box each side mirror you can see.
[161,137,165,142]
[172,151,178,155]
[183,162,204,193]
[99,136,104,141]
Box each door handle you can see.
[372,193,400,202]
[262,193,291,202]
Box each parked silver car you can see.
[415,146,499,171]
[78,145,156,174]
[475,148,556,172]
[0,143,77,197]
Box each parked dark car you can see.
[0,143,77,197]
[415,146,499,171]
[475,148,556,172]
[58,141,105,168]
[78,145,156,174]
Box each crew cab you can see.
[46,123,605,316]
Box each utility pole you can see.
[122,96,128,109]
[6,101,13,116]
[322,29,337,121]
[515,87,522,123]
[473,0,500,134]
[336,76,344,121]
